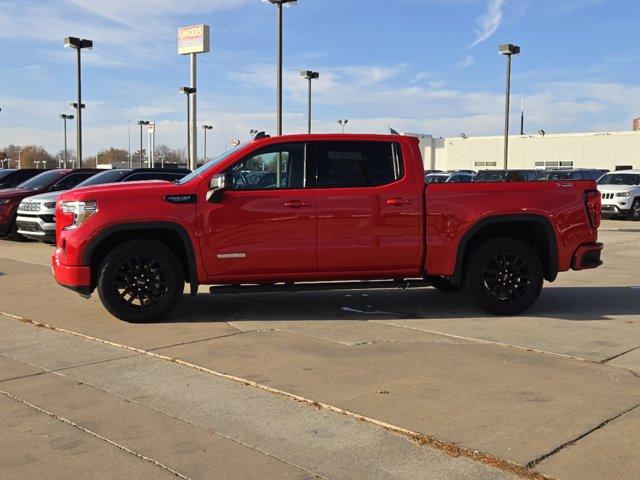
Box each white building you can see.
[404,130,640,172]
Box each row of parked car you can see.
[424,168,640,221]
[424,168,608,184]
[0,168,190,243]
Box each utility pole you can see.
[499,43,520,170]
[64,37,93,167]
[300,70,319,134]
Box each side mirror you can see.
[206,173,232,203]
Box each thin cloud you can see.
[469,0,505,49]
[456,55,476,69]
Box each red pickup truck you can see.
[52,134,603,323]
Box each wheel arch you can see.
[451,214,558,285]
[84,222,198,293]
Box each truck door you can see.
[315,140,421,274]
[199,141,317,279]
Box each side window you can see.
[50,173,96,191]
[226,143,307,190]
[316,141,403,188]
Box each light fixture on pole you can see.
[338,118,349,133]
[300,70,319,134]
[60,114,74,168]
[137,120,150,168]
[266,0,298,136]
[64,36,93,168]
[179,87,196,166]
[499,43,520,169]
[202,124,213,163]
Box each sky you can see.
[0,0,639,159]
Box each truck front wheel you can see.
[465,238,543,315]
[97,240,184,323]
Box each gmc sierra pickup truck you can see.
[52,134,603,323]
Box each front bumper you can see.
[52,249,93,295]
[601,202,631,216]
[571,242,603,270]
[16,214,56,242]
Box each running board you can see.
[209,279,430,295]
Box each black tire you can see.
[97,240,184,323]
[427,275,463,292]
[630,199,640,222]
[465,238,543,316]
[7,219,27,242]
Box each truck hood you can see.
[0,187,44,200]
[597,185,638,194]
[60,180,176,200]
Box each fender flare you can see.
[83,222,199,294]
[451,214,558,284]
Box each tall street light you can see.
[300,70,319,134]
[499,43,520,169]
[179,87,196,166]
[202,124,213,163]
[64,37,93,168]
[60,114,74,168]
[137,120,150,168]
[338,118,349,133]
[267,0,298,136]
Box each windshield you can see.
[176,146,244,185]
[425,175,448,184]
[598,173,640,186]
[75,169,131,188]
[475,171,506,182]
[17,170,66,190]
[546,171,572,180]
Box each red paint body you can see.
[52,134,602,290]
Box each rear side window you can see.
[0,170,38,188]
[316,141,403,188]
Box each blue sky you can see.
[0,0,639,159]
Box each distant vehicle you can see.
[597,170,640,221]
[474,170,538,182]
[537,169,608,181]
[446,172,475,183]
[0,169,100,238]
[16,168,191,242]
[0,169,44,189]
[425,173,450,184]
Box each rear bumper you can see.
[571,242,603,270]
[51,250,93,295]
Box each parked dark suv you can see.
[474,170,538,182]
[537,169,608,181]
[0,169,45,189]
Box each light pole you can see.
[300,70,319,134]
[60,114,74,168]
[179,87,196,166]
[338,118,349,133]
[137,120,150,168]
[128,120,132,168]
[499,43,520,169]
[203,124,213,163]
[64,37,93,168]
[267,0,298,135]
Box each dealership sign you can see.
[178,24,211,55]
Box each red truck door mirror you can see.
[206,173,232,203]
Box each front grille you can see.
[20,202,41,212]
[601,193,615,200]
[17,221,42,232]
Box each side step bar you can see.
[209,279,430,295]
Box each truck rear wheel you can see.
[465,238,543,315]
[97,240,184,323]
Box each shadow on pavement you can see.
[165,286,640,324]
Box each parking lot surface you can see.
[1,219,639,480]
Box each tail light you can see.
[585,190,601,229]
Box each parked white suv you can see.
[597,170,640,221]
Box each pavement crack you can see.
[0,389,193,480]
[526,402,640,469]
[602,345,640,363]
[0,371,46,384]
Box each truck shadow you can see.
[167,286,640,323]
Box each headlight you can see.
[60,201,97,230]
[44,202,57,209]
[0,199,10,205]
[615,192,630,197]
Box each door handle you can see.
[284,200,310,208]
[386,198,413,206]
